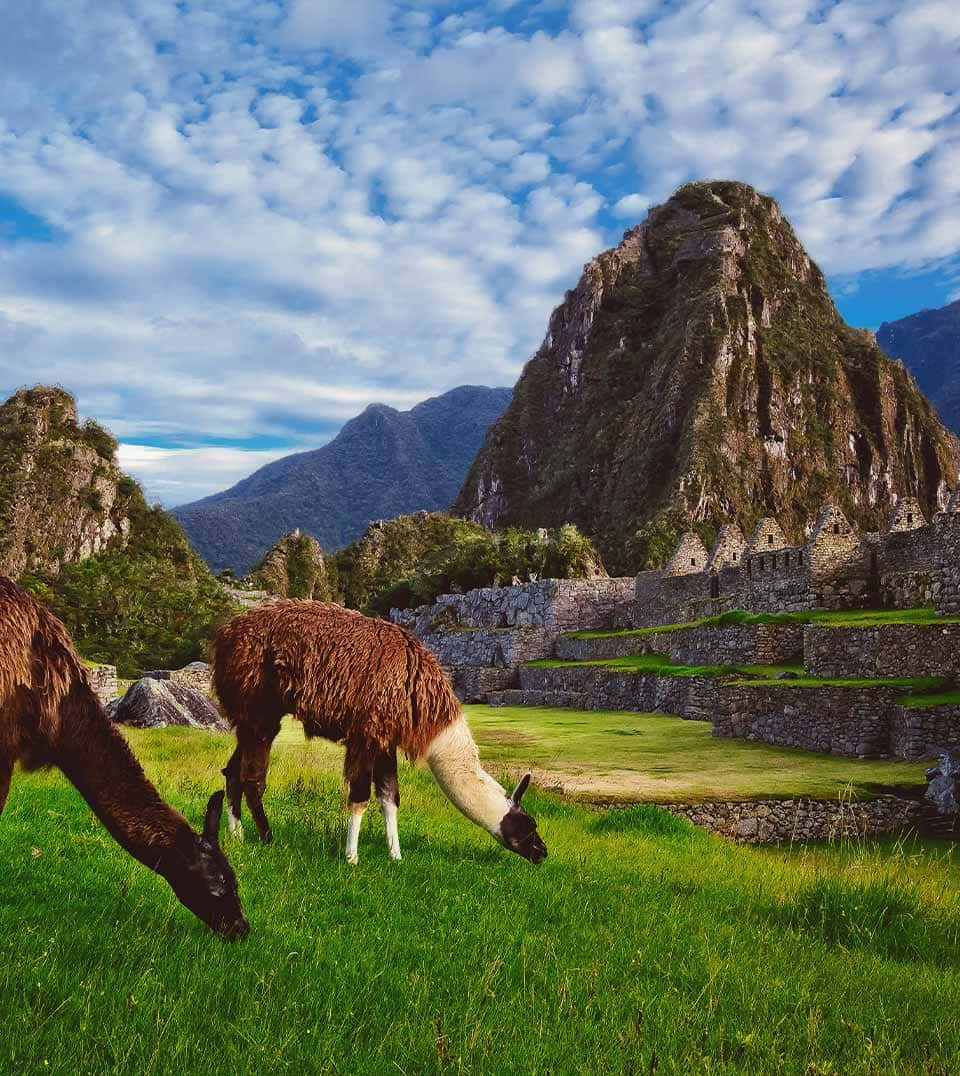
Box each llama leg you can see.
[0,756,12,816]
[240,724,279,843]
[374,751,401,861]
[345,764,371,865]
[222,746,243,838]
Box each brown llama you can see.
[213,601,547,865]
[0,577,249,939]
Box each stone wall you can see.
[516,665,717,720]
[415,627,554,669]
[804,623,960,679]
[395,577,636,634]
[88,664,118,705]
[662,796,924,843]
[890,705,960,760]
[451,666,518,703]
[667,622,805,666]
[713,683,900,756]
[553,622,803,665]
[144,661,213,694]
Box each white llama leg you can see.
[227,807,244,840]
[346,803,366,864]
[379,796,402,860]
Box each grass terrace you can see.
[567,606,960,640]
[1,719,955,1073]
[466,705,925,803]
[527,653,802,678]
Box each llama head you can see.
[497,773,547,864]
[159,792,249,940]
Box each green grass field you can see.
[2,719,958,1073]
[467,704,925,801]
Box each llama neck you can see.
[426,717,511,837]
[53,685,192,868]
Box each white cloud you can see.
[612,193,652,220]
[0,0,956,506]
[118,443,295,505]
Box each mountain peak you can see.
[454,181,960,571]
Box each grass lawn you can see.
[1,720,958,1074]
[465,704,926,802]
[568,606,960,639]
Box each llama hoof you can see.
[390,852,402,862]
[346,854,359,865]
[227,813,243,839]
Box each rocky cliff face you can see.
[454,181,960,571]
[878,300,960,435]
[175,385,512,574]
[0,386,137,576]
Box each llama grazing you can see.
[213,601,547,865]
[0,577,249,939]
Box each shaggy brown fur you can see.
[213,601,460,841]
[0,576,248,938]
[214,600,460,761]
[214,600,548,863]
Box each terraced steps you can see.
[555,631,660,661]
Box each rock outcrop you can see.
[878,299,960,435]
[250,529,335,599]
[0,386,138,575]
[108,677,229,732]
[454,181,960,572]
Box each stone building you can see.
[664,532,709,575]
[706,524,746,572]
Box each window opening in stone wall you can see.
[833,524,840,534]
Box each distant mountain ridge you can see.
[175,385,513,574]
[878,300,960,434]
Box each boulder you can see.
[925,750,960,815]
[108,677,229,732]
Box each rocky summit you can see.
[0,386,138,576]
[878,299,960,436]
[454,181,960,572]
[175,385,512,575]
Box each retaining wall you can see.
[517,666,716,720]
[804,623,960,679]
[713,683,899,756]
[662,796,924,842]
[144,662,213,694]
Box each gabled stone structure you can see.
[665,532,710,576]
[746,518,787,556]
[807,505,862,582]
[884,497,925,535]
[707,524,746,572]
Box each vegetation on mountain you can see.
[333,511,603,614]
[0,385,236,677]
[250,530,338,600]
[175,385,512,574]
[20,494,237,678]
[878,298,960,434]
[455,181,960,572]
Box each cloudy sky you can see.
[1,0,958,506]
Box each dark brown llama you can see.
[0,577,249,939]
[213,601,547,864]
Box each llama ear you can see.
[203,791,225,846]
[510,772,532,806]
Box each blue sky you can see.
[0,0,958,505]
